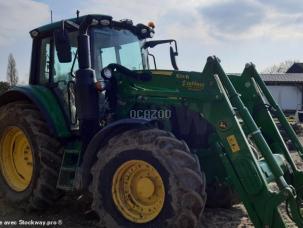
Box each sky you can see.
[1,0,303,83]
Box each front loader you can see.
[0,14,303,227]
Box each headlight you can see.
[91,19,99,26]
[102,67,112,79]
[100,19,110,26]
[30,30,39,37]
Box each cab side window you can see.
[39,38,51,84]
[53,31,79,126]
[38,31,79,127]
[53,31,78,84]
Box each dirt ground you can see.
[1,144,303,227]
[0,193,254,228]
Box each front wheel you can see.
[90,128,206,228]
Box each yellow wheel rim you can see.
[0,127,33,192]
[112,160,165,223]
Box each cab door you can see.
[37,31,79,129]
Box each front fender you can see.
[0,85,71,138]
[75,118,156,190]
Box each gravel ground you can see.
[1,141,303,228]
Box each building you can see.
[261,73,303,112]
[286,63,303,73]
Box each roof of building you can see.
[286,63,303,73]
[229,73,303,84]
[260,73,303,83]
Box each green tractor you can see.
[1,14,303,228]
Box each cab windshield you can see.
[92,27,146,79]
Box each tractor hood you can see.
[116,69,206,99]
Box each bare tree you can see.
[0,81,10,94]
[262,60,299,74]
[6,53,18,86]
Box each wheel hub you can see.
[136,177,155,199]
[0,127,33,192]
[112,160,165,223]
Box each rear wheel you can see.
[0,101,63,210]
[90,128,206,228]
[1,126,34,192]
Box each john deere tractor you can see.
[1,14,303,228]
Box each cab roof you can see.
[30,14,153,40]
[32,14,112,34]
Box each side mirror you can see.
[170,46,179,70]
[54,29,72,63]
[144,39,179,70]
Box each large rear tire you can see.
[0,101,63,210]
[90,128,206,228]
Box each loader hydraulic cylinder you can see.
[213,58,286,187]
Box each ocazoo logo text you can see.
[129,109,171,120]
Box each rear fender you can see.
[0,86,71,138]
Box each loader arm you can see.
[206,58,303,227]
[112,57,303,227]
[196,57,295,227]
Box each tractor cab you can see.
[29,14,177,129]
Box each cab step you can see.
[57,147,81,191]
